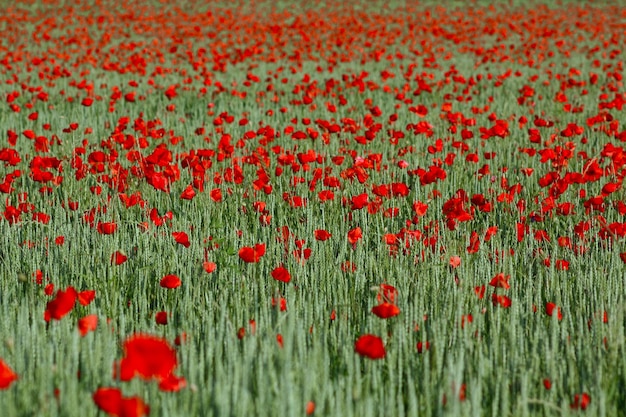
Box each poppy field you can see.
[1,0,626,415]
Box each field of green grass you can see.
[0,1,625,416]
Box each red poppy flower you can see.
[112,251,128,265]
[449,256,461,268]
[293,247,312,262]
[121,397,151,417]
[44,283,54,295]
[78,314,98,336]
[354,334,386,359]
[149,208,172,227]
[97,221,118,235]
[238,243,266,263]
[32,212,50,224]
[174,333,188,346]
[491,293,512,308]
[318,190,334,201]
[468,284,482,299]
[570,392,591,410]
[0,359,18,389]
[557,237,572,248]
[372,302,400,319]
[416,341,430,353]
[180,185,196,200]
[412,201,429,217]
[377,284,398,304]
[93,387,150,417]
[155,311,168,325]
[3,205,21,224]
[350,193,368,210]
[160,274,181,289]
[78,289,96,306]
[271,297,287,312]
[118,334,179,383]
[33,270,44,285]
[202,261,217,274]
[555,259,569,271]
[347,227,362,246]
[489,273,510,289]
[45,286,78,322]
[93,387,122,415]
[545,302,563,321]
[164,85,177,100]
[158,373,187,392]
[147,172,169,192]
[466,231,480,253]
[458,383,467,401]
[210,188,222,202]
[314,229,332,241]
[172,231,191,248]
[306,401,315,415]
[391,182,410,196]
[271,266,291,283]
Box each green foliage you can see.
[0,0,625,416]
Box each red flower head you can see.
[155,311,169,325]
[377,284,398,304]
[97,221,118,235]
[172,231,191,248]
[271,266,291,283]
[314,229,332,241]
[372,303,400,319]
[111,251,128,265]
[449,256,461,268]
[355,334,386,359]
[347,227,363,247]
[491,293,512,308]
[238,243,266,263]
[489,273,510,290]
[44,286,78,322]
[160,274,181,289]
[416,341,430,353]
[118,334,180,385]
[203,261,217,274]
[93,387,150,417]
[180,185,196,200]
[78,289,96,306]
[570,392,591,410]
[78,315,98,337]
[0,359,18,389]
[545,302,563,321]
